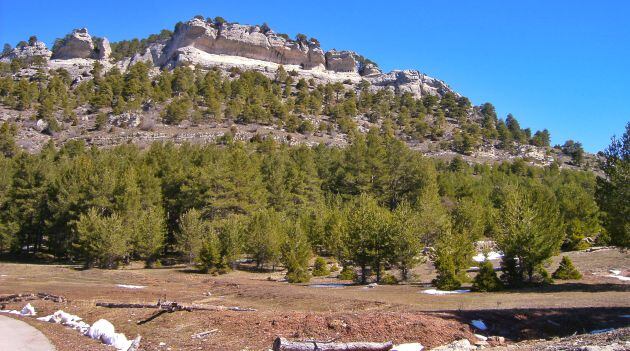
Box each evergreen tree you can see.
[552,256,582,280]
[312,257,330,277]
[596,122,629,248]
[175,208,208,263]
[344,194,392,283]
[281,224,311,283]
[495,185,564,285]
[472,260,503,291]
[76,208,129,268]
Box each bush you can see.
[286,267,310,283]
[552,256,582,280]
[337,266,357,281]
[432,269,462,290]
[380,273,398,285]
[330,263,340,272]
[312,257,330,277]
[472,260,503,292]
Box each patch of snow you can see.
[392,343,423,351]
[116,284,146,289]
[590,328,614,334]
[471,320,487,331]
[473,251,503,262]
[0,303,36,316]
[422,289,470,295]
[88,319,133,350]
[21,303,36,316]
[607,270,630,282]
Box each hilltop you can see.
[0,16,597,170]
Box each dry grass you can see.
[0,248,628,350]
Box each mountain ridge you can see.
[0,16,597,171]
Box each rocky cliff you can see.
[0,41,51,63]
[51,28,111,60]
[27,17,451,99]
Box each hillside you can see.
[0,16,598,170]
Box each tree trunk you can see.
[273,338,393,351]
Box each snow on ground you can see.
[590,328,615,334]
[0,303,36,316]
[116,284,146,289]
[471,320,487,331]
[392,342,424,351]
[607,269,630,282]
[472,251,503,262]
[37,310,136,350]
[421,289,470,295]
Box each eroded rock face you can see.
[368,70,452,97]
[51,28,111,60]
[160,18,325,69]
[0,41,52,63]
[325,50,358,72]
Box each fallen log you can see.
[96,300,255,312]
[0,292,66,304]
[273,337,393,351]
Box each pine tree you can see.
[312,257,330,277]
[281,224,311,283]
[76,208,129,268]
[472,260,503,291]
[495,184,564,285]
[175,208,208,264]
[596,122,629,248]
[552,256,582,280]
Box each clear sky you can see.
[1,0,628,152]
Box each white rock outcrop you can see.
[369,70,453,98]
[0,41,52,63]
[159,18,325,70]
[51,28,111,60]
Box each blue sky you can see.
[1,1,628,152]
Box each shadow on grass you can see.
[502,282,630,294]
[432,306,630,341]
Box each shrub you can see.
[472,260,503,292]
[330,263,340,272]
[380,273,399,285]
[552,256,582,280]
[337,266,357,281]
[312,257,330,277]
[286,267,310,283]
[432,268,462,290]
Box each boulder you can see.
[159,18,325,69]
[429,339,475,351]
[0,41,51,63]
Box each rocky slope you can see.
[0,16,598,171]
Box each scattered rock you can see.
[430,339,475,351]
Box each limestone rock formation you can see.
[369,70,453,98]
[159,18,325,69]
[51,28,111,60]
[0,41,52,63]
[325,50,358,72]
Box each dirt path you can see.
[0,315,56,351]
